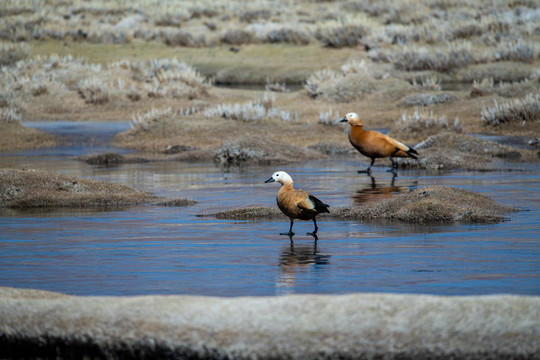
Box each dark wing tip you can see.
[309,194,330,213]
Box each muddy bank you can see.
[0,122,60,152]
[205,186,516,224]
[1,286,538,360]
[0,168,194,208]
[396,132,536,171]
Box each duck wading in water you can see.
[265,171,330,237]
[341,112,418,174]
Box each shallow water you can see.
[0,122,539,296]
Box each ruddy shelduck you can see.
[341,112,418,173]
[265,171,330,237]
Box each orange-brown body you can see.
[277,183,321,221]
[265,171,329,236]
[341,112,418,173]
[348,126,412,159]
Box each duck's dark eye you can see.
[276,174,279,176]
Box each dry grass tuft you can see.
[389,109,462,142]
[0,42,31,66]
[481,93,540,126]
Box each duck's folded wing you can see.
[296,192,315,211]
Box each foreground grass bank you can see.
[1,286,538,359]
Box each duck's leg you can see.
[280,219,295,236]
[358,158,375,174]
[387,156,398,173]
[306,217,318,236]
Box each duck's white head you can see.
[264,171,293,185]
[340,112,363,126]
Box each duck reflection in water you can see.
[276,237,331,295]
[353,173,412,206]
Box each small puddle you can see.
[0,122,539,296]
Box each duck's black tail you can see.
[310,195,330,213]
[406,146,419,159]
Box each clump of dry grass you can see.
[305,60,399,102]
[399,92,458,107]
[370,41,475,72]
[481,93,540,126]
[77,77,109,104]
[0,168,194,208]
[316,17,369,48]
[0,42,31,66]
[204,92,298,122]
[318,109,342,126]
[0,107,21,123]
[389,109,461,141]
[265,78,287,93]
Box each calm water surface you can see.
[0,122,539,296]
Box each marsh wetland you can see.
[1,0,539,297]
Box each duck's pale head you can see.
[265,171,293,185]
[340,112,363,126]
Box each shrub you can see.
[481,93,540,126]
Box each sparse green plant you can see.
[481,93,540,126]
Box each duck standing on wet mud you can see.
[265,171,330,237]
[341,112,418,174]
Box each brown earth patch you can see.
[0,168,195,208]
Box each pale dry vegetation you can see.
[0,0,539,167]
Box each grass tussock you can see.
[0,168,194,208]
[305,60,410,102]
[481,93,540,126]
[1,54,210,119]
[0,42,31,66]
[389,109,462,142]
[331,186,516,223]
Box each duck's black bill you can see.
[264,178,275,183]
[340,118,348,122]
